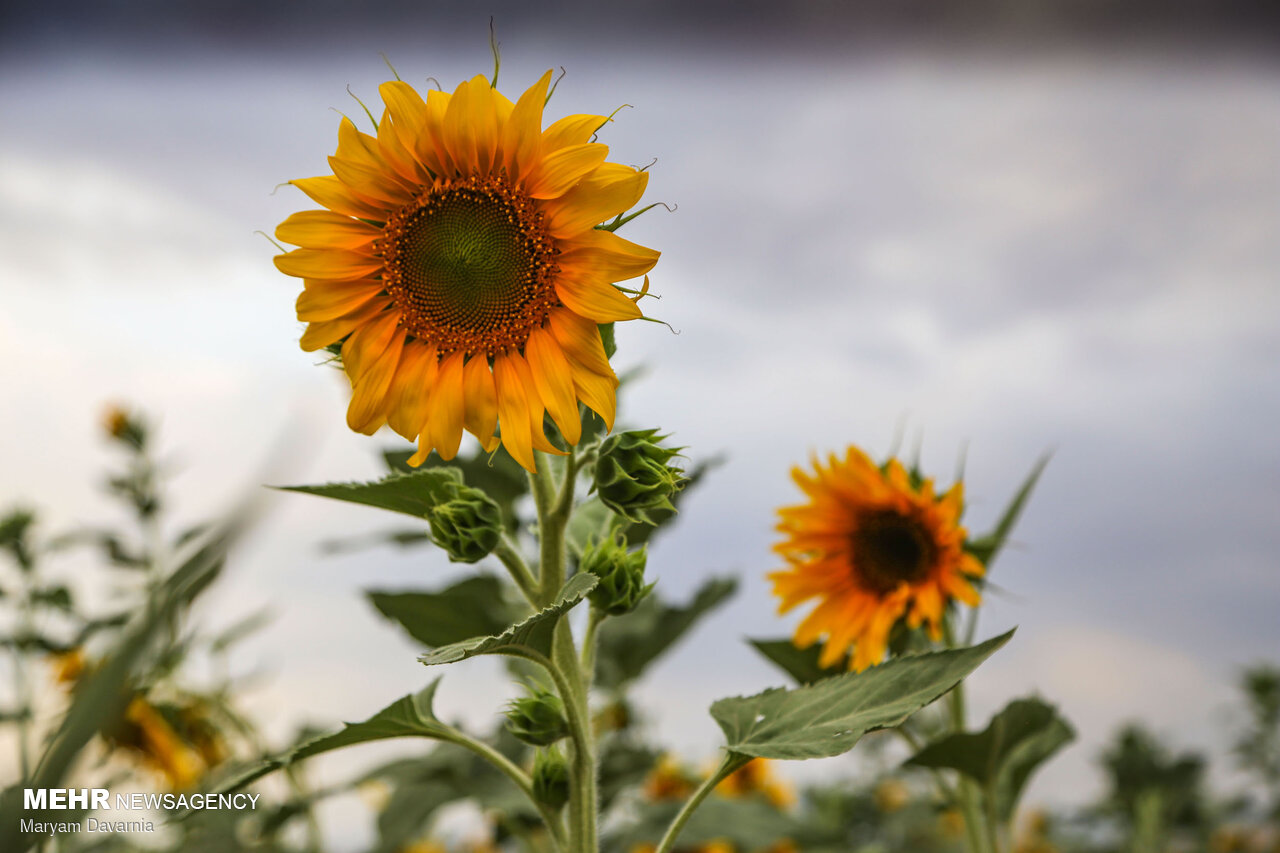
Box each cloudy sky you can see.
[1,3,1278,846]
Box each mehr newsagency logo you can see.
[21,788,260,835]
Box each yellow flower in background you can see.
[275,71,659,472]
[122,697,205,790]
[715,758,795,809]
[50,647,86,685]
[769,447,985,671]
[643,754,696,802]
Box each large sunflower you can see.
[274,71,659,471]
[768,447,985,672]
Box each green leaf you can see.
[748,637,846,685]
[385,447,528,532]
[209,607,273,654]
[966,454,1050,569]
[278,468,463,520]
[419,574,597,666]
[596,577,737,690]
[906,696,1075,819]
[711,631,1013,761]
[367,575,521,648]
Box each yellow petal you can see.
[296,279,383,322]
[299,300,387,351]
[541,113,609,153]
[525,143,609,199]
[547,310,613,378]
[557,228,660,282]
[493,354,536,472]
[544,164,648,238]
[377,109,431,186]
[385,343,437,440]
[462,355,500,451]
[502,70,553,181]
[525,327,581,444]
[328,154,412,208]
[506,351,564,456]
[341,310,401,381]
[347,331,405,434]
[554,270,643,323]
[419,88,455,177]
[276,210,381,250]
[424,351,465,460]
[274,248,383,281]
[442,75,499,175]
[290,176,387,221]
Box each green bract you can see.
[593,429,685,525]
[582,533,652,616]
[533,746,571,810]
[425,482,503,564]
[506,686,570,746]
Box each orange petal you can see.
[493,354,536,472]
[347,331,405,434]
[328,154,412,208]
[419,88,455,177]
[506,351,564,456]
[462,355,500,451]
[424,351,465,460]
[276,210,381,250]
[298,300,387,352]
[543,164,648,238]
[547,310,613,377]
[296,279,383,322]
[502,70,553,182]
[442,75,499,175]
[525,327,581,444]
[385,343,437,440]
[341,310,401,381]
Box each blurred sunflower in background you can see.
[275,70,660,471]
[769,446,985,671]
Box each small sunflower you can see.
[275,71,659,472]
[768,446,984,672]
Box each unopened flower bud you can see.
[505,686,569,746]
[594,429,684,525]
[581,533,652,616]
[425,483,502,564]
[532,747,570,810]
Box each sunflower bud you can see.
[532,747,570,810]
[505,686,569,746]
[594,429,684,525]
[581,533,652,616]
[101,404,147,451]
[425,483,503,564]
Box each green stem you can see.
[580,609,604,677]
[944,620,992,853]
[529,448,595,853]
[893,727,956,803]
[654,753,750,853]
[496,536,539,606]
[446,725,567,851]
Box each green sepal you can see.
[531,746,570,810]
[581,532,652,616]
[505,685,569,746]
[384,446,528,533]
[593,429,685,525]
[711,630,1013,761]
[419,574,598,666]
[907,696,1075,820]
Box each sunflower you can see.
[768,447,984,672]
[275,71,660,472]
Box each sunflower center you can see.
[379,176,560,357]
[850,510,936,594]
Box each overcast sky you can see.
[1,7,1278,847]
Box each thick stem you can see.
[654,753,750,853]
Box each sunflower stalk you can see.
[529,447,600,853]
[944,618,998,853]
[653,752,753,853]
